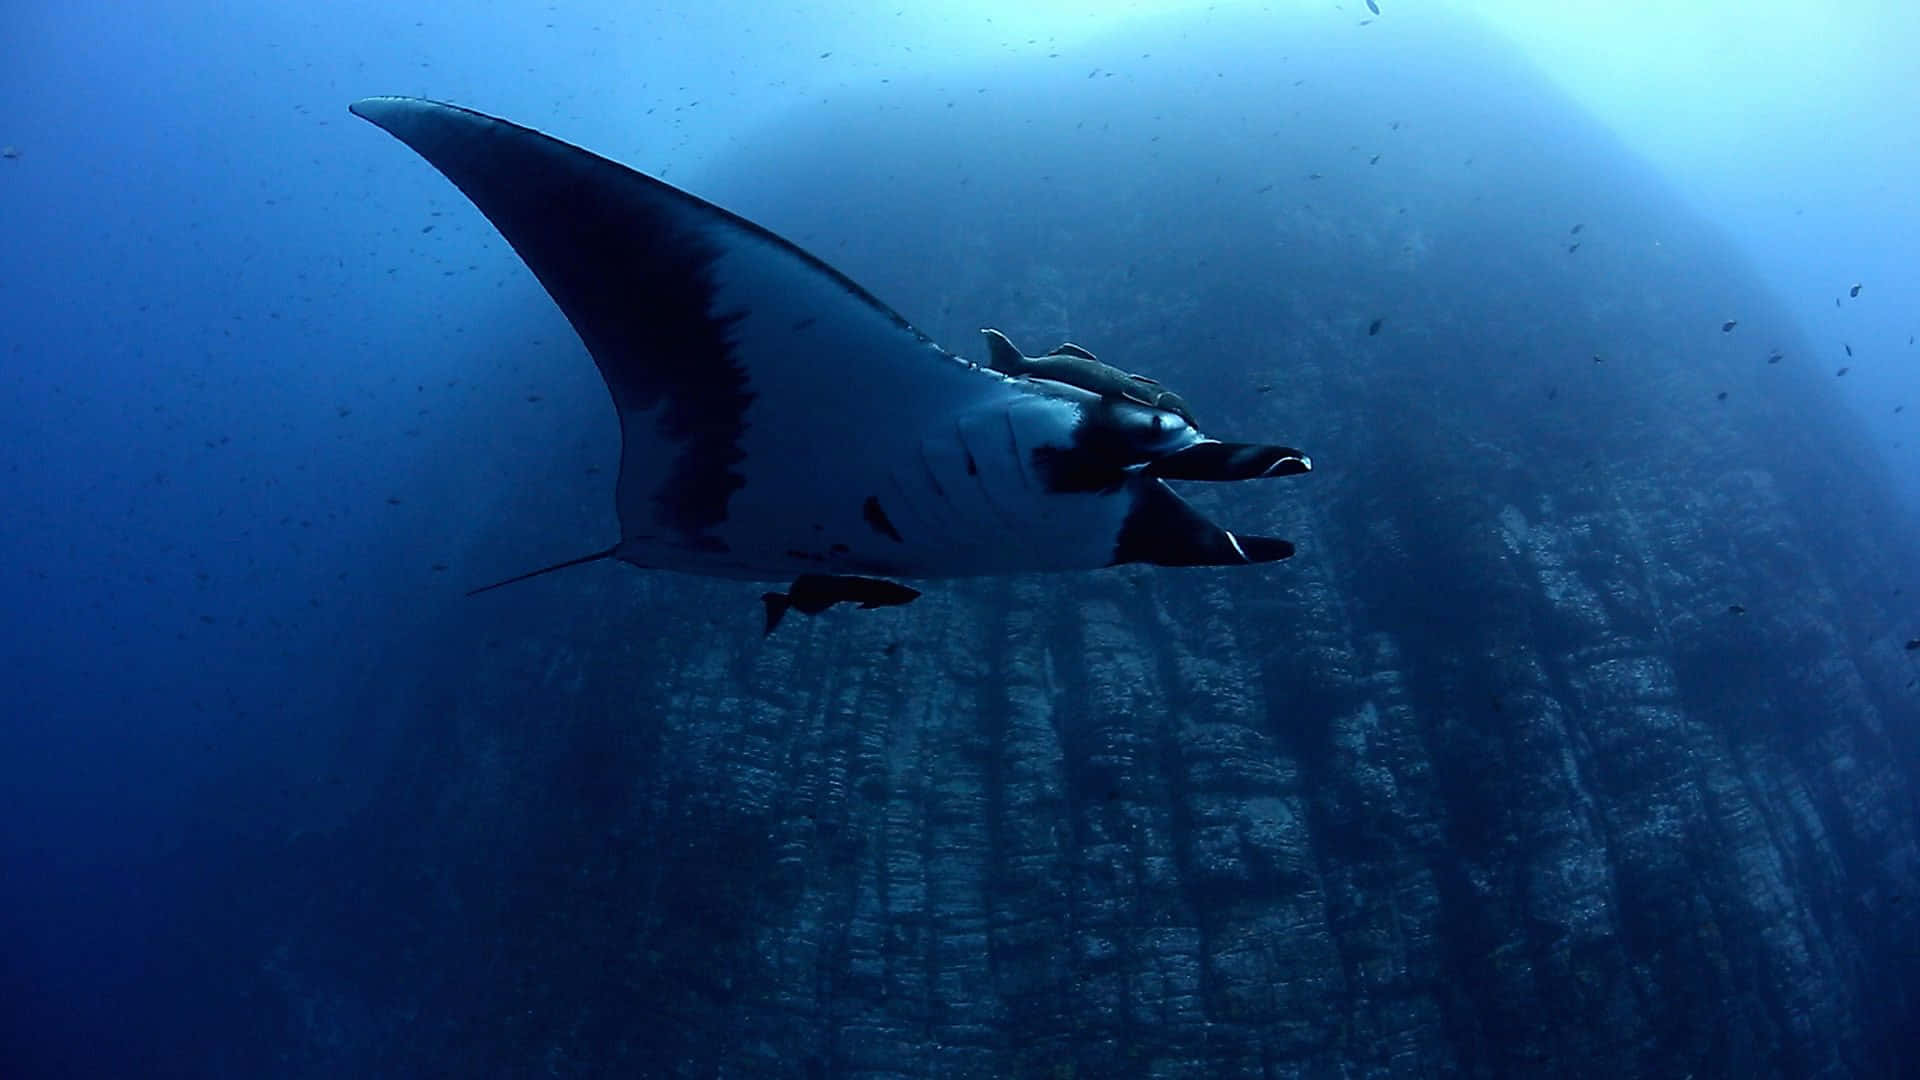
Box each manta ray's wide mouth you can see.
[1146,441,1312,482]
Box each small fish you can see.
[1545,386,1558,400]
[1368,318,1383,336]
[1896,405,1905,413]
[1767,351,1782,364]
[1592,354,1603,363]
[1907,638,1920,651]
[0,146,18,160]
[1255,383,1274,393]
[1366,0,1380,13]
[1568,243,1580,254]
[1845,343,1853,356]
[1838,367,1849,376]
[762,574,921,634]
[1369,153,1380,165]
[1850,283,1862,298]
[1570,223,1584,234]
[1717,391,1728,400]
[1729,604,1746,615]
[1721,320,1738,333]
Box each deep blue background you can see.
[2,2,1915,1075]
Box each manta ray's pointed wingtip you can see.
[348,96,400,122]
[351,94,432,113]
[349,96,471,137]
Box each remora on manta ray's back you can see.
[350,97,1312,629]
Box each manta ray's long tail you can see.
[466,545,618,596]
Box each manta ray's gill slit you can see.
[917,442,949,501]
[861,496,904,544]
[999,403,1041,497]
[954,412,1028,538]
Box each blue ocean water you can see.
[3,2,1917,1076]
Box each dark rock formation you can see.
[194,9,1919,1078]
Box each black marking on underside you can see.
[347,100,757,537]
[348,98,967,544]
[1030,405,1140,494]
[863,495,905,543]
[1031,444,1132,494]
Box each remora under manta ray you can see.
[350,97,1311,628]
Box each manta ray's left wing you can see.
[351,96,1301,586]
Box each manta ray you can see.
[350,97,1311,631]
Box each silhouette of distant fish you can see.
[1721,320,1737,333]
[1845,343,1853,356]
[1850,283,1862,298]
[1368,318,1383,336]
[762,574,921,634]
[1570,223,1584,234]
[1907,638,1920,651]
[1366,0,1380,13]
